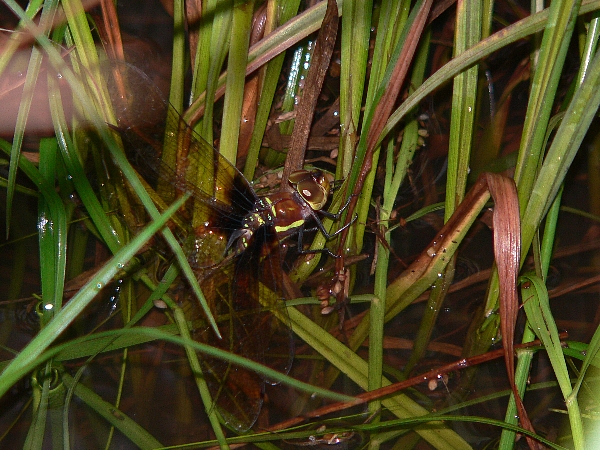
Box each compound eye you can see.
[312,171,331,194]
[289,170,331,210]
[288,170,311,185]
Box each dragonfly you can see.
[109,64,350,432]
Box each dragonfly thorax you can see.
[264,169,331,240]
[227,169,331,253]
[267,192,315,238]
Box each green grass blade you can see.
[173,306,228,448]
[47,72,122,253]
[5,0,58,234]
[169,0,186,113]
[446,0,481,216]
[521,274,584,449]
[338,0,372,179]
[196,1,233,144]
[570,326,600,399]
[220,0,254,165]
[513,0,581,211]
[521,44,600,254]
[62,372,163,449]
[24,363,52,450]
[47,326,352,405]
[37,137,67,324]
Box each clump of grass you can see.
[1,1,600,449]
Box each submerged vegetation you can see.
[1,0,600,448]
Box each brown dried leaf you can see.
[283,0,339,182]
[485,173,541,449]
[485,173,520,383]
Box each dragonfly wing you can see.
[129,107,259,268]
[251,227,294,380]
[191,252,264,432]
[191,225,293,431]
[103,62,294,431]
[105,63,259,268]
[232,225,293,376]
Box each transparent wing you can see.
[105,63,293,431]
[105,63,258,267]
[190,225,292,431]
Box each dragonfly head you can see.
[288,169,331,211]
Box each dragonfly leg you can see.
[317,194,354,220]
[309,192,358,239]
[296,200,358,258]
[310,212,357,241]
[295,226,339,258]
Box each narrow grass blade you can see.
[521,274,584,449]
[62,373,163,449]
